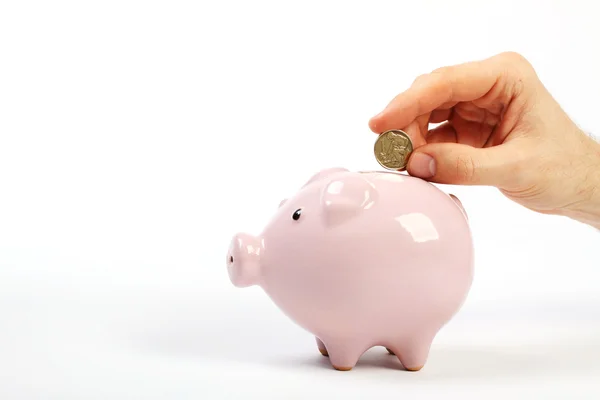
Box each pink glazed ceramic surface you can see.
[227,167,474,372]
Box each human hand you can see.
[368,52,600,229]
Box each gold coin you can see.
[374,129,413,170]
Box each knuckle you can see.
[411,69,454,107]
[500,146,536,189]
[431,65,452,76]
[413,73,428,82]
[491,52,537,98]
[499,51,535,76]
[424,67,453,101]
[499,51,528,64]
[511,157,526,179]
[455,154,476,183]
[412,73,429,86]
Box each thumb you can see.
[406,142,514,187]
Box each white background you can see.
[1,1,599,399]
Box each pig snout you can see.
[226,233,263,288]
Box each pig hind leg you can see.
[315,337,328,357]
[387,336,433,372]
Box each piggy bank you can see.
[226,168,473,371]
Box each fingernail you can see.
[409,152,436,178]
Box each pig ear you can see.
[320,175,378,226]
[449,194,468,220]
[303,168,348,188]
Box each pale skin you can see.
[369,51,600,230]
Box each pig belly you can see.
[265,253,471,345]
[318,264,469,339]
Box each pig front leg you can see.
[319,339,366,371]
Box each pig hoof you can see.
[405,365,423,372]
[318,347,329,357]
[332,365,352,371]
[386,347,395,355]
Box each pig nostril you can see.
[229,256,234,263]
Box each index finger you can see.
[368,53,519,134]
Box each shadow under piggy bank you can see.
[132,297,600,383]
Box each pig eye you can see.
[292,208,302,221]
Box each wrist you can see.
[561,137,600,229]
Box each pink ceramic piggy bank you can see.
[227,167,473,372]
